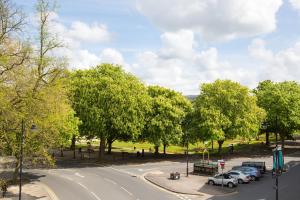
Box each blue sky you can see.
[19,0,300,94]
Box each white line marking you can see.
[75,172,85,178]
[121,186,133,196]
[104,178,117,185]
[91,191,102,200]
[109,167,138,177]
[60,175,74,181]
[77,182,88,190]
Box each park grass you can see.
[75,135,267,155]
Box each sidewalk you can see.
[143,151,300,197]
[1,182,57,200]
[144,169,236,196]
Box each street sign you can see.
[219,160,225,169]
[273,147,284,174]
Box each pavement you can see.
[144,170,236,196]
[136,151,300,200]
[1,182,57,200]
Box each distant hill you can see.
[185,95,198,101]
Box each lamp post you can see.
[185,132,189,177]
[19,122,37,200]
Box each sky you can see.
[18,0,300,94]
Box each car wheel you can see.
[238,179,243,184]
[208,180,214,185]
[227,182,234,188]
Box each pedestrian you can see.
[142,149,144,157]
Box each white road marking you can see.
[121,186,133,196]
[138,168,158,172]
[77,182,88,190]
[104,178,117,185]
[75,172,85,178]
[60,175,74,181]
[109,167,138,177]
[91,191,102,200]
[176,194,191,200]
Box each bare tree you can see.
[0,0,29,80]
[33,0,65,94]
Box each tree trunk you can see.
[265,131,270,146]
[60,145,64,157]
[71,135,76,159]
[281,134,285,149]
[163,144,167,155]
[70,135,76,150]
[98,135,106,160]
[217,140,224,154]
[107,139,113,154]
[154,145,159,155]
[12,159,20,183]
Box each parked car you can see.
[242,161,266,173]
[232,166,261,181]
[227,170,251,184]
[208,173,238,188]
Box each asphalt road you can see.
[27,157,300,200]
[30,165,186,200]
[210,163,300,200]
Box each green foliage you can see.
[192,80,265,145]
[0,0,79,172]
[70,64,151,155]
[254,80,300,141]
[143,86,192,150]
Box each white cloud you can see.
[129,30,253,94]
[137,0,283,41]
[290,0,300,11]
[68,21,111,43]
[249,38,300,81]
[159,30,195,59]
[45,13,125,70]
[100,48,125,65]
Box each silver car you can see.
[227,170,251,184]
[208,173,238,188]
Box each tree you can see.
[193,80,265,153]
[143,86,192,155]
[0,0,29,82]
[0,0,79,181]
[254,80,300,148]
[70,64,151,159]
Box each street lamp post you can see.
[19,120,25,200]
[19,122,37,200]
[186,138,189,177]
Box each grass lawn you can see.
[75,135,268,155]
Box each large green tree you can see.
[70,64,150,159]
[143,86,192,155]
[193,80,265,153]
[254,80,300,148]
[0,0,79,180]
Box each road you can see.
[30,163,191,200]
[208,162,300,200]
[27,155,300,200]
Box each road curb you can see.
[36,182,59,200]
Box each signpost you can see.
[273,145,284,200]
[219,160,225,188]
